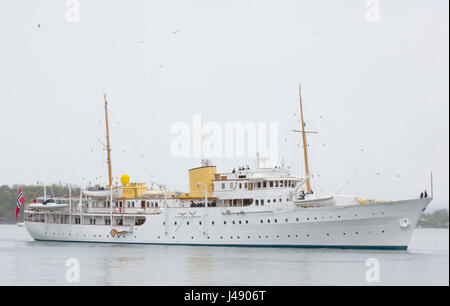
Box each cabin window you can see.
[261,200,264,206]
[258,182,261,188]
[280,181,283,187]
[255,200,259,206]
[263,181,267,188]
[239,183,242,189]
[221,183,225,189]
[245,183,248,189]
[275,181,279,187]
[270,181,273,188]
[230,183,234,189]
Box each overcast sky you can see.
[0,0,448,210]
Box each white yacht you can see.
[24,92,432,250]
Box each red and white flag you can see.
[16,187,26,221]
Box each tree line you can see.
[0,184,80,223]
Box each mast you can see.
[299,85,311,193]
[104,94,113,187]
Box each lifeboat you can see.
[29,201,69,212]
[83,188,122,198]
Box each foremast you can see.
[298,85,312,193]
[104,94,113,187]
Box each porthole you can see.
[172,236,175,239]
[187,221,190,225]
[199,221,202,225]
[285,219,288,222]
[245,220,248,224]
[260,220,263,223]
[224,221,227,225]
[230,236,233,239]
[274,219,277,223]
[238,220,242,224]
[212,221,215,225]
[267,219,271,223]
[248,236,250,239]
[237,236,240,239]
[232,221,235,225]
[191,236,194,239]
[296,218,299,222]
[174,222,177,225]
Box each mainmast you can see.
[104,94,113,187]
[299,85,312,193]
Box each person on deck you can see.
[420,192,424,199]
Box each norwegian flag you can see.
[16,187,26,221]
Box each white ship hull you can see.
[25,198,430,250]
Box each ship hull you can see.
[25,198,431,250]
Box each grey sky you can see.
[0,0,448,210]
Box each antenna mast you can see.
[104,94,113,187]
[299,85,312,193]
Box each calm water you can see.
[0,225,448,286]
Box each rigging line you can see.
[315,133,415,197]
[306,109,420,192]
[83,121,104,179]
[109,136,159,182]
[113,121,163,183]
